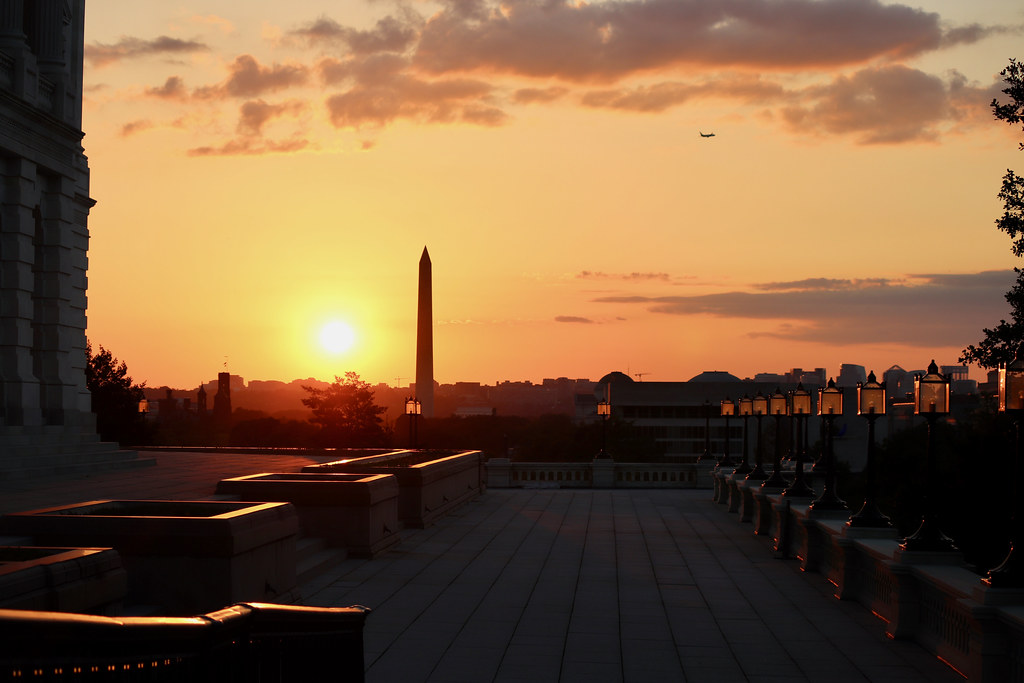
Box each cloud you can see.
[582,76,787,113]
[86,36,208,67]
[291,15,418,55]
[145,76,189,100]
[513,87,569,104]
[413,0,995,82]
[187,137,310,157]
[237,99,307,135]
[195,55,309,99]
[577,271,672,282]
[555,316,595,324]
[752,277,896,291]
[780,65,983,144]
[120,120,154,137]
[324,59,503,128]
[593,270,1016,347]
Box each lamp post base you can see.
[900,516,957,553]
[745,465,768,481]
[985,544,1024,587]
[808,490,848,512]
[847,500,891,528]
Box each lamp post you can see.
[900,360,957,552]
[782,383,814,497]
[848,371,891,527]
[719,398,736,468]
[746,392,769,481]
[734,395,754,475]
[763,388,790,488]
[986,347,1024,586]
[596,398,611,460]
[700,400,712,462]
[405,397,421,449]
[809,378,848,512]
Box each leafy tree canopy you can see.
[301,372,387,447]
[960,59,1024,369]
[86,341,147,444]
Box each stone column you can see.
[0,156,41,427]
[25,0,64,116]
[0,1,26,95]
[34,172,83,427]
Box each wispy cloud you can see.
[577,271,672,282]
[87,36,209,67]
[593,270,1016,346]
[555,315,595,324]
[187,136,310,157]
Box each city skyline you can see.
[81,0,1022,388]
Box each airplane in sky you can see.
[699,132,715,138]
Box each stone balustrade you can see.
[711,465,1024,682]
[485,458,703,489]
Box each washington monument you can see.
[416,247,435,418]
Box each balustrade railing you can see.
[486,459,700,488]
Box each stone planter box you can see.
[215,472,400,557]
[0,500,298,615]
[0,546,126,614]
[304,450,484,528]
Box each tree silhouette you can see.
[961,59,1024,368]
[86,341,147,445]
[301,372,387,447]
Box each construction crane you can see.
[634,372,650,382]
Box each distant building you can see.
[837,364,867,388]
[595,370,789,462]
[213,372,232,423]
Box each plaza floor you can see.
[0,451,964,683]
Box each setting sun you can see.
[319,320,357,355]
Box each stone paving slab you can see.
[302,489,965,683]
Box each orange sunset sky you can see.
[81,0,1023,389]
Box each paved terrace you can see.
[0,452,963,683]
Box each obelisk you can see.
[416,247,435,418]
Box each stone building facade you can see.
[0,1,99,459]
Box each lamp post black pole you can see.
[901,412,956,551]
[987,414,1024,585]
[735,413,751,474]
[747,413,768,480]
[702,400,711,462]
[763,404,789,488]
[783,413,814,497]
[848,410,890,527]
[733,397,753,476]
[601,411,607,457]
[720,412,734,467]
[809,414,847,510]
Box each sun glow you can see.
[319,320,357,354]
